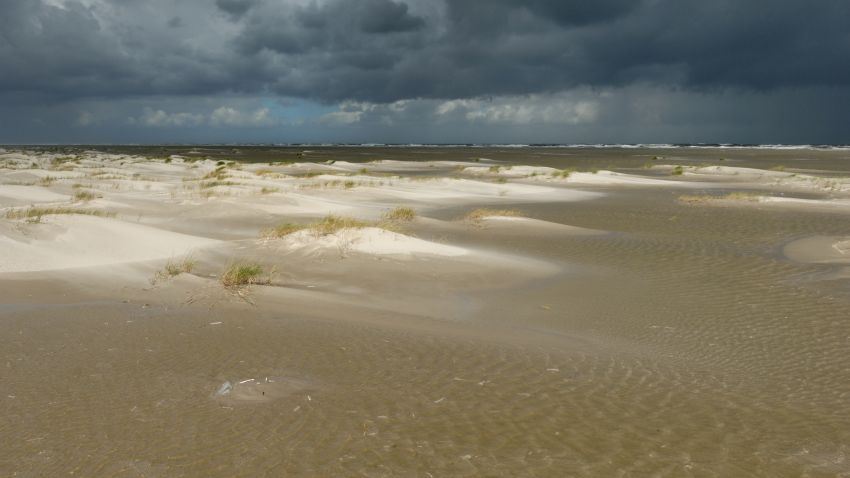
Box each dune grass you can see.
[671,165,685,176]
[73,190,99,202]
[311,215,377,235]
[384,206,416,221]
[151,255,196,284]
[263,214,402,239]
[464,208,521,224]
[200,180,237,189]
[678,192,762,204]
[221,262,269,288]
[551,168,574,179]
[677,194,710,204]
[254,169,287,178]
[202,165,229,181]
[725,191,762,201]
[5,207,114,221]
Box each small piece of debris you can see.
[209,321,223,325]
[215,381,232,396]
[433,397,445,404]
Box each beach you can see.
[2,145,850,476]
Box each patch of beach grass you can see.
[254,169,287,178]
[464,208,522,224]
[671,165,685,176]
[677,194,711,204]
[678,192,762,205]
[384,206,416,222]
[73,190,99,202]
[263,214,400,239]
[265,222,308,238]
[202,164,229,181]
[310,215,379,235]
[551,168,574,179]
[724,191,762,201]
[4,207,114,222]
[151,255,196,284]
[221,262,269,288]
[200,180,237,189]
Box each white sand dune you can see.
[689,165,850,193]
[464,166,715,188]
[5,169,85,180]
[353,177,601,204]
[564,171,711,187]
[690,165,793,178]
[3,150,730,277]
[758,197,850,210]
[276,227,468,257]
[463,165,561,177]
[0,215,219,273]
[0,186,70,205]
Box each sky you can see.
[1,0,849,144]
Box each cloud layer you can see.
[1,0,849,143]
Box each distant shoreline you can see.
[3,143,850,150]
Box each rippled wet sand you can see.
[2,147,850,476]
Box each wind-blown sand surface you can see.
[3,146,850,476]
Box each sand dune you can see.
[275,227,469,257]
[689,165,850,193]
[758,196,850,210]
[0,185,71,205]
[0,215,219,273]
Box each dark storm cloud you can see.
[1,0,849,104]
[1,0,850,144]
[229,0,850,102]
[215,0,259,20]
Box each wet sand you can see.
[2,146,850,476]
